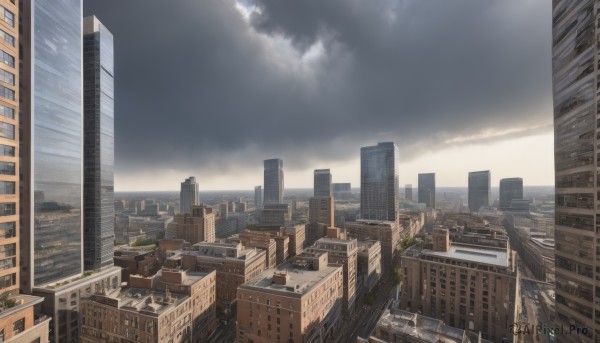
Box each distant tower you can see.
[83,16,115,270]
[468,170,490,212]
[314,169,332,197]
[264,159,284,204]
[418,173,435,209]
[180,177,199,214]
[499,178,523,210]
[360,142,399,221]
[254,185,263,209]
[405,184,412,201]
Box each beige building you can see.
[358,307,491,343]
[0,0,18,298]
[309,236,358,319]
[0,294,50,343]
[345,220,401,268]
[400,228,519,342]
[285,224,305,256]
[181,241,266,312]
[237,250,344,343]
[228,232,278,268]
[80,269,216,343]
[166,205,215,244]
[357,240,382,293]
[306,197,334,245]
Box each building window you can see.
[0,122,14,139]
[0,69,13,85]
[2,8,13,27]
[12,318,24,334]
[0,329,4,342]
[0,162,13,175]
[0,29,13,47]
[0,50,12,68]
[0,243,15,259]
[0,221,14,238]
[0,181,14,194]
[0,144,13,156]
[0,85,13,100]
[0,272,15,288]
[0,105,13,119]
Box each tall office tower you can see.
[0,0,18,297]
[263,158,284,204]
[499,178,523,210]
[360,142,399,221]
[306,196,334,245]
[468,170,490,213]
[254,185,262,209]
[314,168,332,197]
[180,176,199,215]
[552,2,597,340]
[20,0,84,290]
[83,16,114,271]
[418,173,435,208]
[404,184,412,201]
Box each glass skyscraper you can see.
[360,142,399,222]
[263,158,284,204]
[467,170,490,213]
[254,185,262,209]
[552,1,596,340]
[417,173,435,209]
[83,16,114,271]
[314,169,332,197]
[20,0,84,290]
[498,177,523,211]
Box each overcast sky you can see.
[84,0,553,191]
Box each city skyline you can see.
[83,0,554,191]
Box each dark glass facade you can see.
[498,178,523,210]
[360,142,399,222]
[552,1,597,340]
[263,158,284,204]
[417,173,435,208]
[22,0,83,287]
[314,169,332,197]
[83,16,114,270]
[467,170,490,213]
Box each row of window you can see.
[0,49,13,68]
[0,84,14,100]
[0,28,13,47]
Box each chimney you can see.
[272,272,289,285]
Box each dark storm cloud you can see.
[83,0,551,176]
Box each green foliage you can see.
[0,291,16,309]
[391,268,401,286]
[132,238,158,247]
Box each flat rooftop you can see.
[422,244,508,267]
[240,262,342,297]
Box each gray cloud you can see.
[84,0,551,179]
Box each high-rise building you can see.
[552,2,597,340]
[306,196,334,245]
[499,177,523,210]
[0,0,18,298]
[314,168,332,197]
[165,205,216,244]
[360,142,399,222]
[418,173,435,208]
[332,182,351,199]
[404,184,412,201]
[179,176,199,215]
[83,16,114,271]
[254,185,262,209]
[468,170,490,213]
[20,0,85,290]
[263,158,283,204]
